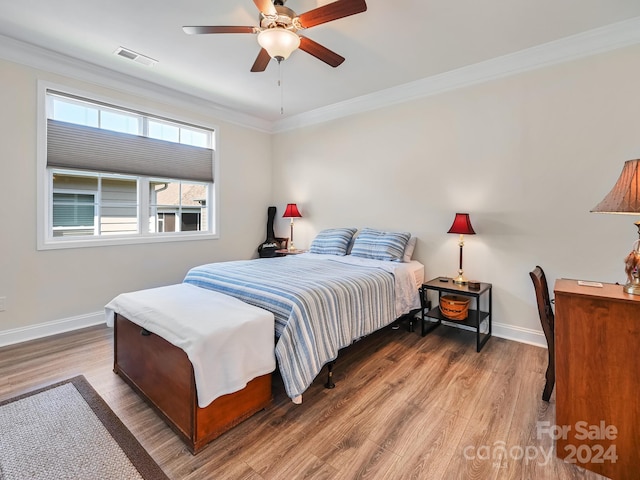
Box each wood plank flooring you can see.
[0,323,607,480]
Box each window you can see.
[149,180,208,233]
[51,170,138,237]
[52,192,96,237]
[38,86,218,249]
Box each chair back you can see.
[529,266,554,344]
[530,265,555,401]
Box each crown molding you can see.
[272,15,640,133]
[0,34,273,133]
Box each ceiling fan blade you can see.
[183,26,258,35]
[251,48,272,72]
[298,0,367,29]
[253,0,277,16]
[299,37,344,68]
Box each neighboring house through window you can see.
[38,85,218,249]
[52,191,96,237]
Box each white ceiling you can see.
[1,0,640,125]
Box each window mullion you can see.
[139,177,149,234]
[177,181,182,232]
[95,176,102,235]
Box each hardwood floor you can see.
[0,323,607,480]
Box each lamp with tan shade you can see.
[591,159,640,295]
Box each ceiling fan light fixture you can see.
[257,28,300,61]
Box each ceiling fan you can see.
[183,0,367,72]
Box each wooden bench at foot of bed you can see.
[114,314,272,454]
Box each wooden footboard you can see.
[113,314,272,454]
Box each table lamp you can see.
[447,213,476,285]
[591,159,640,295]
[282,203,302,251]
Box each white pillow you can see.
[402,236,417,262]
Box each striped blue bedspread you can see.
[183,254,413,400]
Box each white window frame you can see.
[37,81,220,250]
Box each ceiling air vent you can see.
[114,47,158,67]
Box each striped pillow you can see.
[350,228,411,262]
[309,228,357,256]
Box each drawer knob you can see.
[140,328,151,336]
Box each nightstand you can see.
[275,249,307,256]
[420,277,492,352]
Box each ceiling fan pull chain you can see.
[279,60,283,115]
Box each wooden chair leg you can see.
[542,379,553,402]
[542,353,555,402]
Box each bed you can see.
[183,241,423,403]
[107,227,422,451]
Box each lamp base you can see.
[624,276,640,295]
[453,273,468,285]
[288,219,295,251]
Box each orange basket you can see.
[439,295,470,321]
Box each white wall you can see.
[3,43,640,347]
[271,44,640,344]
[0,58,272,343]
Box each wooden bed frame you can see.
[113,314,272,454]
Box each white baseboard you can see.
[492,321,548,348]
[0,312,547,350]
[0,311,105,348]
[436,319,548,349]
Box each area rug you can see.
[0,375,169,480]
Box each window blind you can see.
[47,119,214,182]
[52,193,95,227]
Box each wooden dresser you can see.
[554,279,640,480]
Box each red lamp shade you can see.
[283,203,302,218]
[447,213,476,235]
